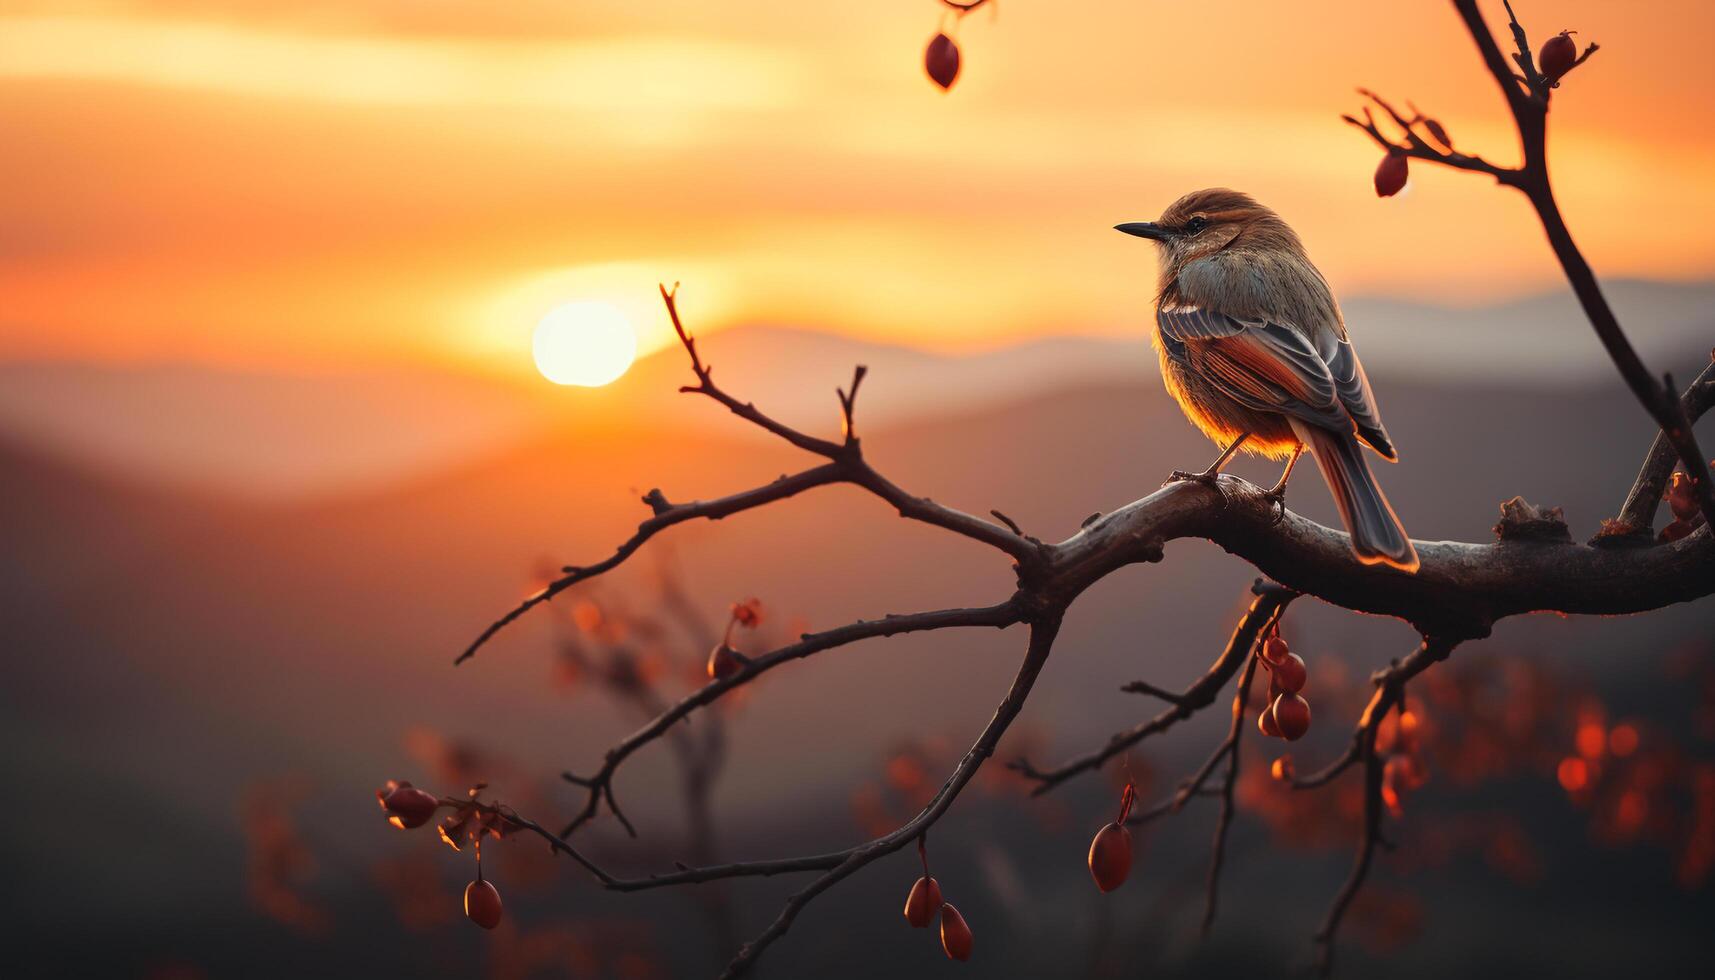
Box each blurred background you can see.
[2,1,1713,977]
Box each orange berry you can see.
[1258,704,1282,738]
[464,879,503,929]
[1260,634,1290,664]
[379,784,439,829]
[939,903,973,960]
[1271,756,1295,782]
[1374,152,1409,197]
[1538,30,1578,82]
[925,33,961,90]
[1272,693,1312,741]
[1271,652,1308,695]
[1087,822,1133,892]
[903,876,942,928]
[1667,472,1698,522]
[706,643,740,680]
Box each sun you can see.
[531,301,637,387]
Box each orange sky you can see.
[3,0,1713,377]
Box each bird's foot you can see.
[1165,468,1224,489]
[1260,485,1289,526]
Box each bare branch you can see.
[1012,581,1297,794]
[558,600,1023,836]
[1614,355,1715,536]
[1200,651,1259,936]
[1297,636,1460,974]
[717,614,1064,978]
[459,466,844,663]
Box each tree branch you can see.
[1614,354,1715,536]
[1296,636,1460,975]
[558,600,1023,837]
[1010,581,1297,794]
[1349,1,1715,527]
[1200,650,1259,936]
[716,613,1064,978]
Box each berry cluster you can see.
[377,780,520,931]
[1255,627,1312,742]
[1660,470,1709,543]
[901,838,973,961]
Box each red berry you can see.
[706,643,740,680]
[925,33,961,90]
[464,879,503,929]
[1258,704,1282,738]
[380,785,440,829]
[1374,152,1409,197]
[903,876,942,928]
[1667,472,1698,522]
[939,903,973,960]
[1271,756,1295,782]
[1421,116,1452,149]
[1539,31,1578,82]
[1271,652,1308,695]
[1087,822,1132,892]
[1660,519,1693,543]
[1271,693,1312,741]
[1260,634,1290,664]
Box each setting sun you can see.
[531,301,636,387]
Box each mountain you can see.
[1,278,1710,501]
[3,357,1712,977]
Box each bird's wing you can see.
[1158,307,1392,456]
[1319,334,1395,459]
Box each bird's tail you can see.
[1294,422,1419,573]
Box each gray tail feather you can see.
[1298,425,1419,573]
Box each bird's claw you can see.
[1165,469,1222,489]
[1261,487,1289,526]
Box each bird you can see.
[1115,188,1419,572]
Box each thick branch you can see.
[1010,582,1297,793]
[1058,478,1715,641]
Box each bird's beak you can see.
[1114,221,1168,241]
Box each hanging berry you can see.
[1375,152,1409,197]
[464,878,503,929]
[939,903,974,960]
[903,837,944,928]
[1271,693,1312,741]
[925,33,961,90]
[377,781,440,830]
[1271,652,1308,695]
[1087,783,1135,893]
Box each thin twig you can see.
[1012,582,1297,793]
[559,600,1023,836]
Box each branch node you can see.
[1493,496,1570,542]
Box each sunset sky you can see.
[4,0,1714,379]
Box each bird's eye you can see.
[1184,217,1208,234]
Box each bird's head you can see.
[1115,188,1301,276]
